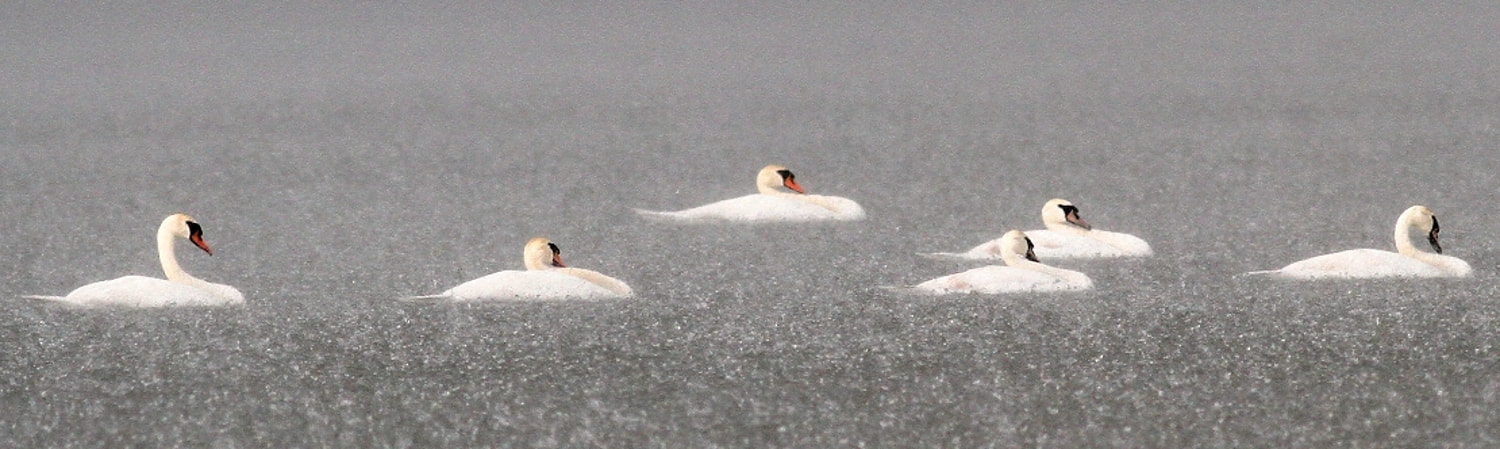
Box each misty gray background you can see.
[3,2,1499,447]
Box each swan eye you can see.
[776,169,794,181]
[186,221,203,237]
[547,242,560,255]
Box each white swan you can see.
[635,165,866,222]
[28,214,244,307]
[914,230,1093,294]
[931,198,1151,260]
[1250,205,1472,279]
[415,237,633,301]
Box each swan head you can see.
[162,213,213,255]
[1041,198,1091,231]
[523,237,567,270]
[1397,205,1442,254]
[757,165,806,194]
[999,230,1041,264]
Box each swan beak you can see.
[547,242,567,267]
[776,169,806,194]
[1066,209,1091,230]
[187,222,213,255]
[783,177,806,194]
[1428,217,1442,254]
[1024,236,1040,262]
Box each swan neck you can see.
[157,225,210,288]
[1393,219,1420,256]
[157,225,190,282]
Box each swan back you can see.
[1002,230,1094,287]
[756,165,805,194]
[445,270,619,301]
[1041,198,1091,232]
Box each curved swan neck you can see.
[1392,206,1436,256]
[1393,219,1417,256]
[157,223,198,284]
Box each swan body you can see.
[931,199,1150,260]
[1253,205,1472,279]
[424,237,633,301]
[915,230,1093,294]
[636,165,865,223]
[33,214,244,307]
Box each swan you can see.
[413,237,633,301]
[27,214,244,307]
[914,230,1093,294]
[1249,205,1472,279]
[930,199,1151,260]
[635,165,866,222]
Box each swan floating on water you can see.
[27,214,244,307]
[930,198,1151,260]
[1248,205,1471,279]
[913,230,1093,294]
[412,237,633,301]
[635,165,865,223]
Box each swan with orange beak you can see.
[412,237,633,301]
[27,213,244,307]
[635,165,865,222]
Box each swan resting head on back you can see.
[915,230,1094,294]
[431,237,633,301]
[634,164,865,222]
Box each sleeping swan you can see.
[914,230,1093,294]
[414,237,633,301]
[635,165,865,222]
[27,214,244,307]
[930,198,1151,260]
[1249,205,1472,279]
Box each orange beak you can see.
[551,253,567,268]
[783,178,806,194]
[190,233,213,256]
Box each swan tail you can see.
[877,285,924,295]
[1239,270,1281,278]
[633,208,682,223]
[398,294,452,303]
[20,295,75,305]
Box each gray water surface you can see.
[3,2,1500,447]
